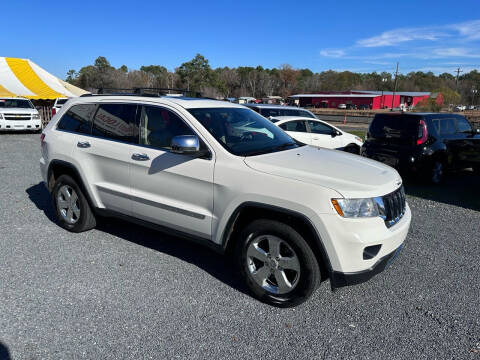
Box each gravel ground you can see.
[0,133,479,360]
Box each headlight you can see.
[32,114,41,120]
[355,136,363,143]
[331,197,385,218]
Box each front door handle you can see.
[131,153,150,161]
[77,141,91,148]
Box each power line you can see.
[391,62,399,110]
[455,67,463,92]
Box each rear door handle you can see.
[77,141,91,148]
[131,153,150,161]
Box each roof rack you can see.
[80,87,203,98]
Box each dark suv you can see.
[361,113,480,183]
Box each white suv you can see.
[0,97,42,132]
[40,94,411,307]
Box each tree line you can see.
[65,54,480,105]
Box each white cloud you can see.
[431,47,480,58]
[319,49,346,58]
[356,27,445,47]
[451,20,480,41]
[357,19,480,48]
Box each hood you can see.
[0,108,38,114]
[244,145,401,198]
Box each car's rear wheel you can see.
[429,160,444,184]
[236,220,320,307]
[52,175,96,232]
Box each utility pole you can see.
[391,62,399,110]
[455,67,463,93]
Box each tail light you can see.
[51,108,56,116]
[417,120,428,145]
[40,133,45,145]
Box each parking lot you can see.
[0,133,479,359]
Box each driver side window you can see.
[308,120,334,135]
[139,106,194,150]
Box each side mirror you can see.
[171,135,200,154]
[331,130,341,137]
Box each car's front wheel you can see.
[236,220,320,307]
[52,175,96,232]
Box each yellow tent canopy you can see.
[0,57,88,99]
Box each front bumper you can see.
[315,203,411,275]
[0,119,42,131]
[330,244,403,288]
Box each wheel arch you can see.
[47,160,97,209]
[221,202,332,280]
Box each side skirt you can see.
[95,208,225,254]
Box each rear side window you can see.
[279,120,307,132]
[260,108,281,118]
[92,103,138,143]
[57,104,96,134]
[431,118,456,136]
[369,115,419,139]
[455,116,472,133]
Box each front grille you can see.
[382,186,406,228]
[3,113,32,121]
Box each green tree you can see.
[65,69,77,83]
[432,86,460,105]
[140,65,168,77]
[176,54,213,91]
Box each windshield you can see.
[188,107,299,156]
[0,99,34,109]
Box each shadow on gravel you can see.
[95,217,249,296]
[404,170,480,212]
[0,342,11,360]
[25,182,248,296]
[26,183,57,223]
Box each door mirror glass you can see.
[331,130,341,137]
[171,135,200,154]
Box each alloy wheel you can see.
[57,185,81,224]
[246,235,301,295]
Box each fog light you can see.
[363,245,381,260]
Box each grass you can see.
[349,130,366,140]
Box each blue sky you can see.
[3,0,480,78]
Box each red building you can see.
[289,91,432,110]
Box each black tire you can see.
[52,174,96,232]
[235,219,320,307]
[344,144,360,154]
[428,160,444,184]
